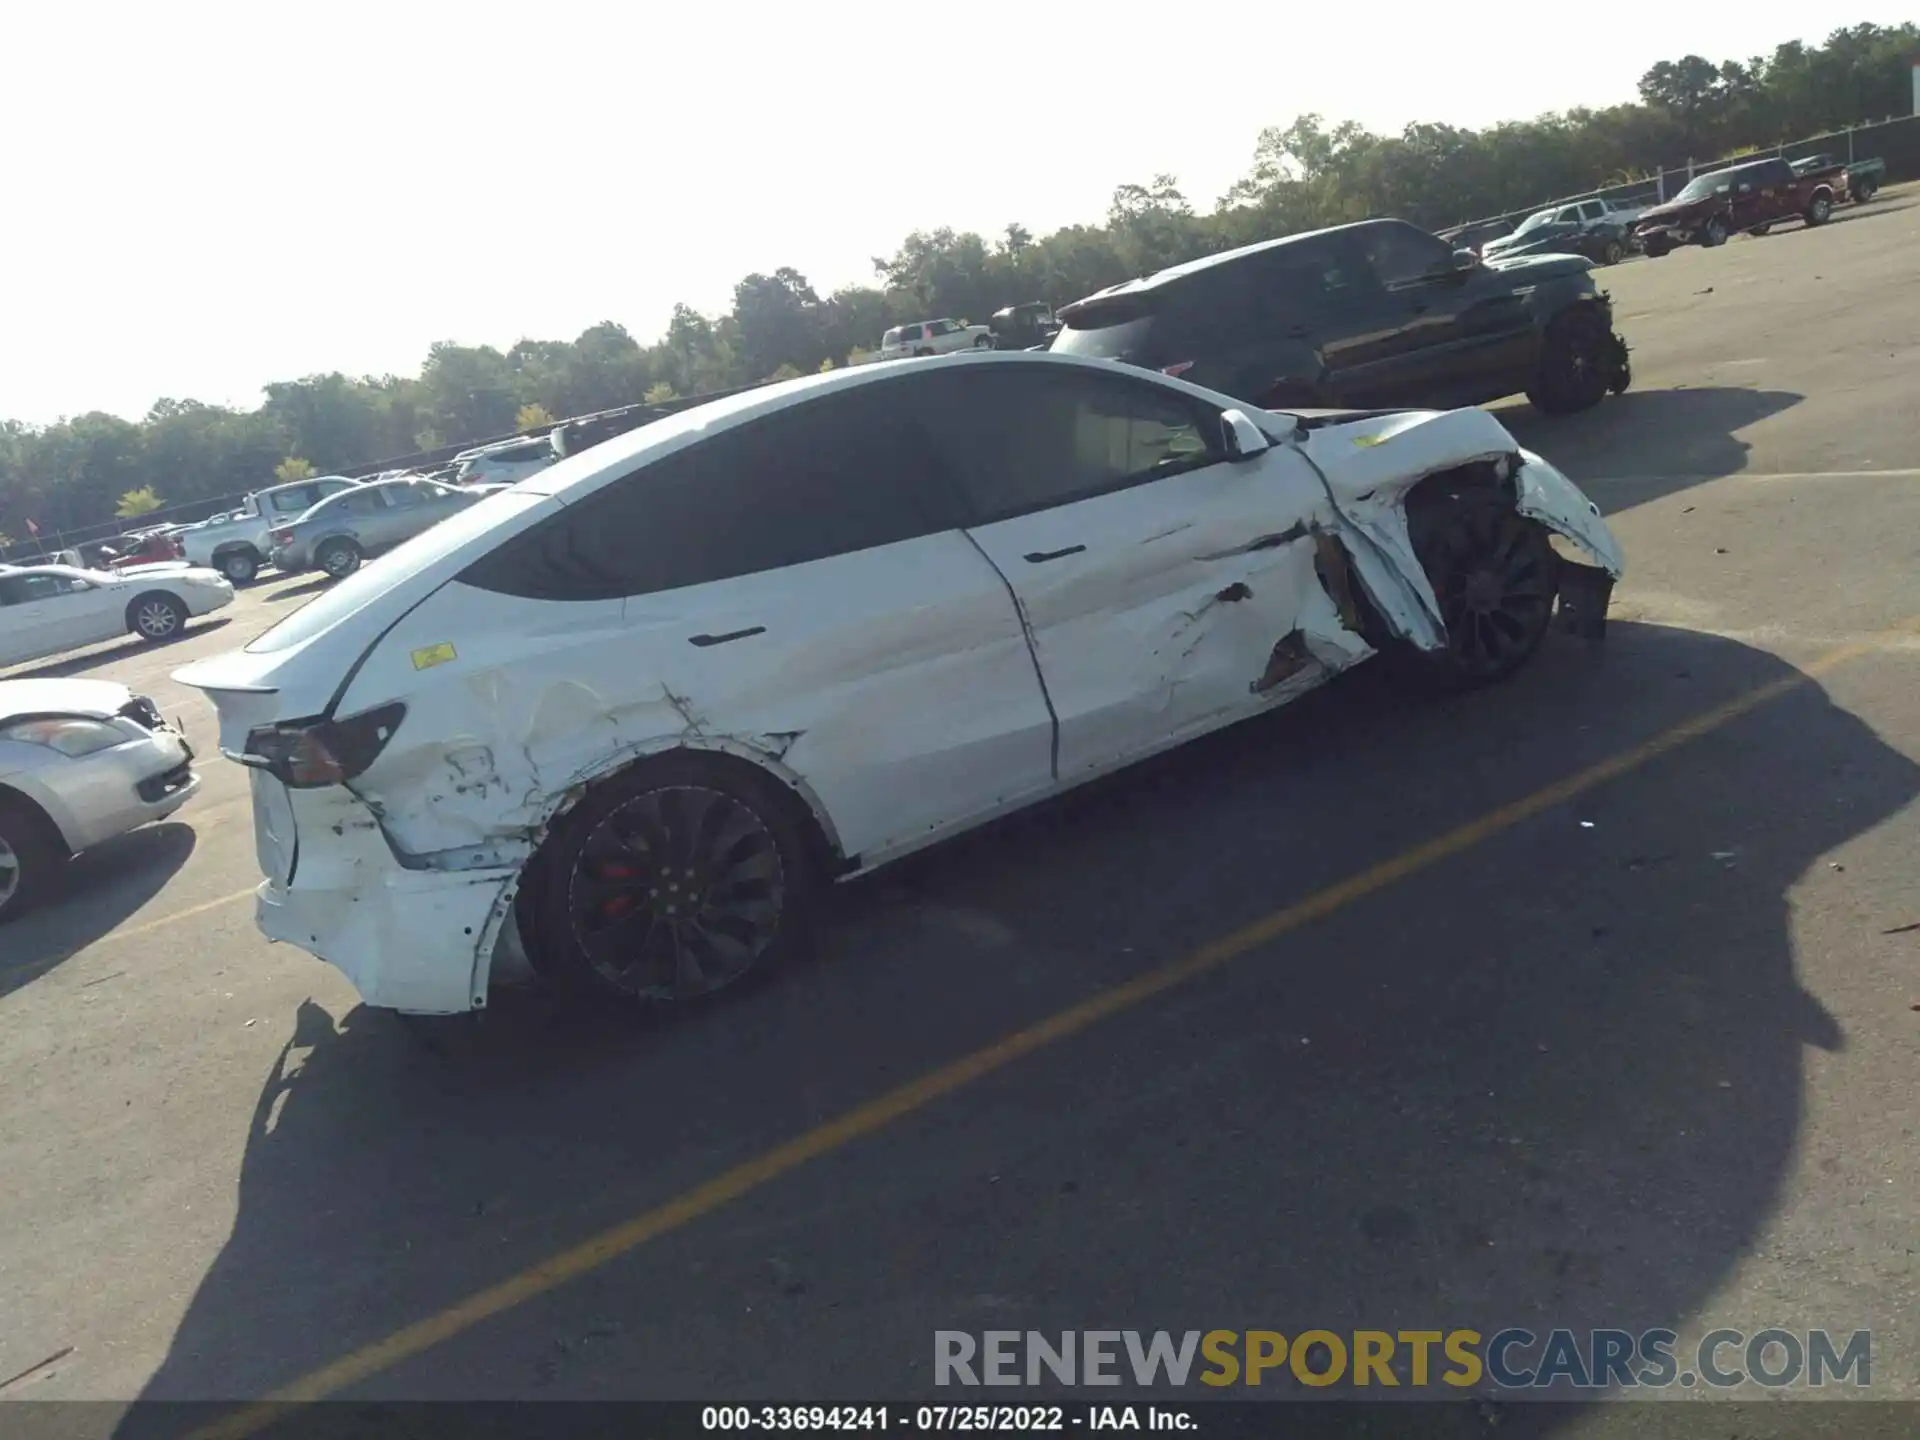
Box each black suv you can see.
[1049,219,1631,415]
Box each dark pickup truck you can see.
[1634,156,1842,255]
[1792,152,1885,203]
[1050,217,1631,416]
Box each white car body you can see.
[0,679,198,918]
[176,352,1623,1016]
[0,563,234,667]
[879,318,994,359]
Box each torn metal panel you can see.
[1514,448,1625,578]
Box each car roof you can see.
[502,350,1231,507]
[1060,220,1401,313]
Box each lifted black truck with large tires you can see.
[1050,217,1631,416]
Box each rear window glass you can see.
[1050,296,1160,362]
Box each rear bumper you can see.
[255,867,515,1014]
[249,779,517,1014]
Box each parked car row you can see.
[1632,155,1857,256]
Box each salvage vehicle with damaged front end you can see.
[1050,218,1632,416]
[175,352,1624,1018]
[0,679,198,921]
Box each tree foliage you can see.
[2,23,1911,540]
[273,456,315,483]
[116,486,164,519]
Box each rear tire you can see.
[0,794,62,924]
[216,549,260,584]
[128,592,187,642]
[1853,176,1878,203]
[1526,308,1613,416]
[316,538,363,580]
[1406,489,1558,688]
[1749,223,1772,237]
[973,335,992,348]
[525,753,823,1008]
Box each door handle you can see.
[1023,545,1086,563]
[688,625,767,647]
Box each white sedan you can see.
[178,351,1625,1017]
[0,562,234,668]
[0,679,199,921]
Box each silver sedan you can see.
[0,678,198,921]
[268,477,505,580]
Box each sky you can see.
[1,1,1905,426]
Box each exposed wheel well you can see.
[0,784,71,859]
[511,745,841,976]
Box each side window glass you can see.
[458,379,969,601]
[1355,223,1455,289]
[926,369,1223,523]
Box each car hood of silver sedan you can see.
[0,677,135,724]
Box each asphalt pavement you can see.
[3,191,1918,1432]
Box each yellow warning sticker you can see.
[1352,433,1389,447]
[411,642,458,671]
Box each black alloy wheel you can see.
[1415,500,1558,685]
[564,783,790,1001]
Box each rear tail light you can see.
[271,528,295,546]
[242,703,406,788]
[1161,361,1195,378]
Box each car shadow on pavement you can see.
[119,623,1918,1423]
[4,619,233,682]
[263,576,331,603]
[1497,387,1802,495]
[1,822,197,999]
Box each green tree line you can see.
[2,22,1910,546]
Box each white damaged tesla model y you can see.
[175,351,1624,1016]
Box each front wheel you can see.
[1805,193,1833,226]
[316,538,363,580]
[0,797,61,924]
[1408,495,1558,687]
[1526,309,1613,416]
[1600,238,1624,266]
[973,334,992,348]
[129,592,187,642]
[526,754,820,1006]
[1703,214,1729,246]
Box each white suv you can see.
[452,436,560,487]
[879,318,994,359]
[176,353,1623,1018]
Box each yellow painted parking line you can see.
[95,888,255,947]
[182,616,1919,1439]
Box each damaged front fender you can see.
[1295,408,1624,650]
